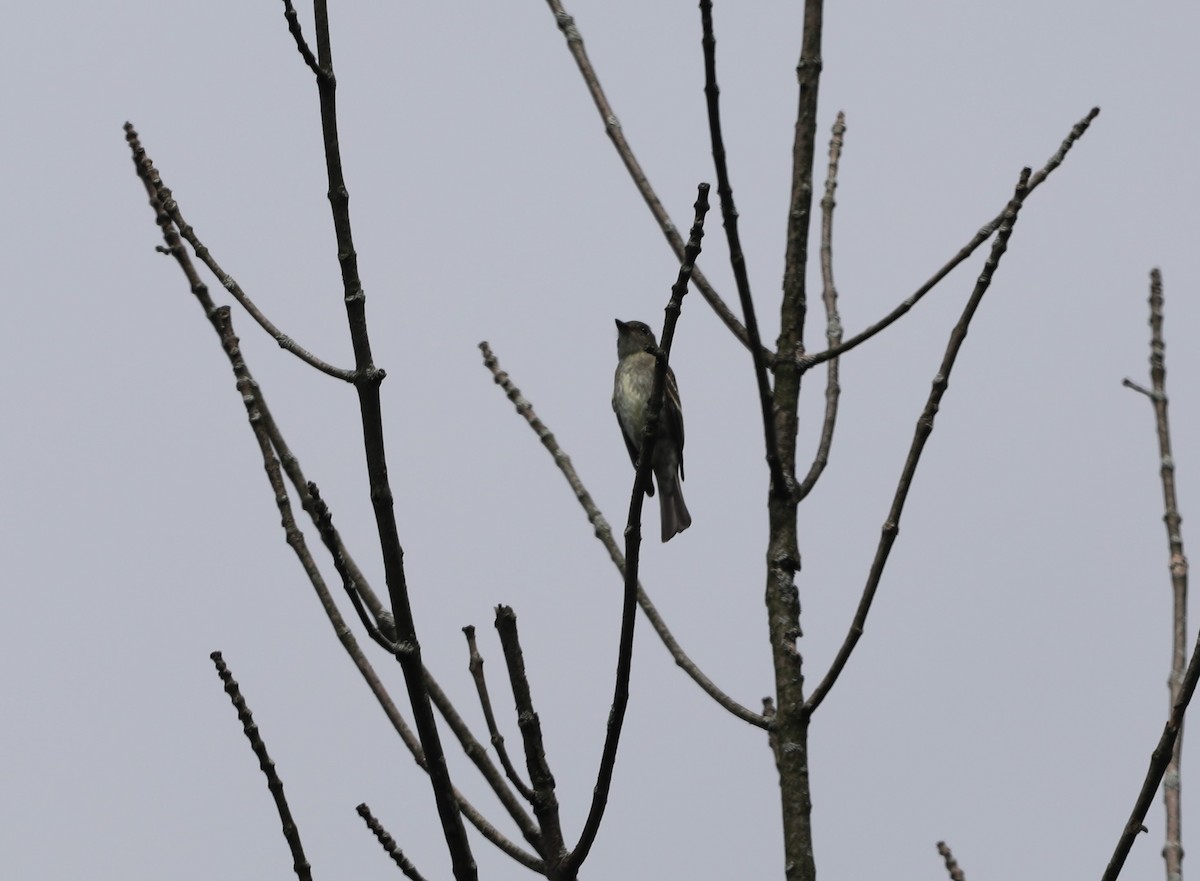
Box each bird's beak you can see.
[614,319,627,332]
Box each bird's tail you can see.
[659,479,692,542]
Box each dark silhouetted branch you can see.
[564,185,709,876]
[211,652,313,881]
[698,0,785,497]
[463,626,536,802]
[936,841,967,881]
[291,5,477,877]
[495,607,564,868]
[356,803,430,881]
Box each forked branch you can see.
[802,107,1099,370]
[806,167,1034,715]
[281,4,477,877]
[1105,269,1192,881]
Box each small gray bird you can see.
[612,319,692,542]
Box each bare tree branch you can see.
[801,107,1100,370]
[1106,269,1192,881]
[806,166,1034,716]
[936,841,967,881]
[797,111,846,500]
[477,343,767,728]
[356,803,431,881]
[295,6,477,877]
[211,652,313,881]
[154,187,354,380]
[279,0,321,76]
[764,4,825,878]
[310,492,543,851]
[128,122,536,876]
[1101,640,1200,881]
[565,185,709,875]
[495,607,565,868]
[698,0,786,497]
[463,626,536,802]
[540,0,764,358]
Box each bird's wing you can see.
[666,367,685,481]
[617,410,640,468]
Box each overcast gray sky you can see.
[4,1,1199,879]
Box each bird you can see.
[612,318,692,542]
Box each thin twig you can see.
[564,185,709,876]
[155,190,353,379]
[463,626,536,802]
[477,343,766,728]
[259,416,392,637]
[356,804,430,881]
[1146,269,1190,881]
[541,0,767,360]
[495,607,565,867]
[279,0,322,76]
[1105,269,1191,881]
[309,481,401,652]
[698,0,785,497]
[936,841,967,881]
[801,107,1100,370]
[806,167,1034,715]
[797,111,846,500]
[211,652,313,881]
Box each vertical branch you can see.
[766,3,824,880]
[797,111,846,499]
[292,4,477,878]
[778,0,825,362]
[1120,268,1189,880]
[495,606,564,869]
[564,185,710,876]
[698,0,785,496]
